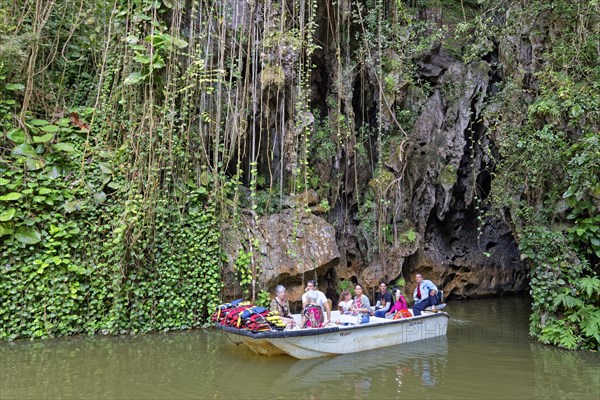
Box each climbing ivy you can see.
[0,0,226,340]
[0,107,224,339]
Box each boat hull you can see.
[216,311,449,359]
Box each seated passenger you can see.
[386,287,411,319]
[351,284,372,316]
[301,290,324,328]
[338,290,354,315]
[301,280,331,323]
[269,285,296,328]
[373,281,393,318]
[412,273,440,316]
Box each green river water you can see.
[1,297,598,399]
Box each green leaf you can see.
[94,191,107,203]
[171,36,188,49]
[0,192,22,201]
[29,119,49,126]
[124,72,144,85]
[133,54,152,64]
[15,226,41,244]
[6,128,25,144]
[64,199,86,213]
[25,158,44,171]
[39,124,60,133]
[200,171,210,186]
[53,142,75,152]
[99,163,113,174]
[6,83,25,91]
[33,133,54,143]
[48,166,61,178]
[107,181,121,190]
[0,222,14,237]
[38,187,52,195]
[0,208,16,221]
[12,144,37,157]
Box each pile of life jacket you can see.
[212,299,286,332]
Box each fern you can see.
[553,291,584,309]
[540,319,580,350]
[576,276,600,299]
[558,331,580,350]
[579,308,600,349]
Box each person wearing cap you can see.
[301,279,331,323]
[412,273,439,316]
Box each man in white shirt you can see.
[301,279,331,323]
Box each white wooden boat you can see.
[214,309,449,359]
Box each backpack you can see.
[393,309,412,319]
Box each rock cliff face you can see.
[221,3,528,305]
[396,45,526,299]
[223,46,526,302]
[222,197,340,302]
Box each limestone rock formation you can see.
[222,206,340,303]
[222,43,528,305]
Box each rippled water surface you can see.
[1,297,598,399]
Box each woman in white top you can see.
[338,290,353,315]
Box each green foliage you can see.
[234,249,253,298]
[318,199,331,213]
[0,0,230,340]
[392,277,406,289]
[336,280,355,296]
[480,0,600,350]
[255,290,271,308]
[520,226,599,350]
[0,111,224,339]
[563,132,600,259]
[125,31,188,85]
[399,228,417,245]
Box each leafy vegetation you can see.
[0,0,224,339]
[480,0,600,349]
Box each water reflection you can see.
[276,338,448,398]
[531,342,600,400]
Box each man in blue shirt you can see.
[412,273,439,316]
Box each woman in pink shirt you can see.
[385,287,412,319]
